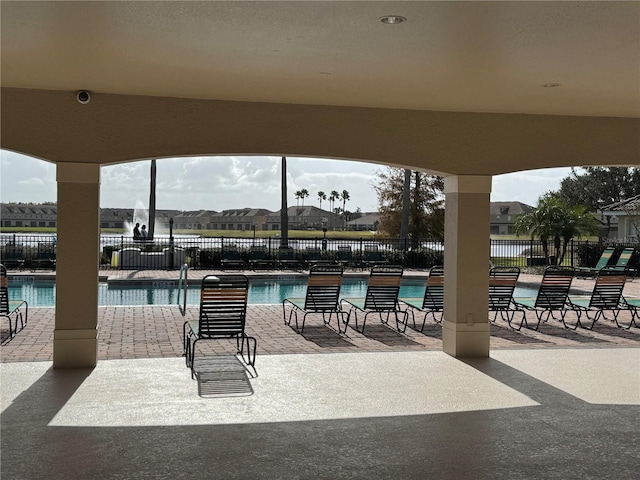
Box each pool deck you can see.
[2,268,639,479]
[2,268,639,363]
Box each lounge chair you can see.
[276,247,300,270]
[335,246,354,268]
[489,266,527,330]
[618,296,640,329]
[31,243,56,271]
[0,264,28,343]
[513,266,575,330]
[399,265,444,332]
[575,247,615,278]
[282,264,345,334]
[248,245,273,270]
[341,265,406,334]
[611,247,635,271]
[304,247,323,268]
[1,245,25,271]
[183,274,256,378]
[567,267,628,330]
[361,245,387,269]
[220,246,246,270]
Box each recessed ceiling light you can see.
[379,15,407,25]
[543,83,562,88]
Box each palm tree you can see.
[294,190,302,208]
[514,196,598,265]
[300,188,309,207]
[329,190,339,213]
[341,190,350,229]
[317,191,326,210]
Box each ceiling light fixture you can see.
[379,15,407,25]
[543,83,562,88]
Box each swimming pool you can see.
[7,278,537,307]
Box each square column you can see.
[442,175,492,357]
[54,163,100,368]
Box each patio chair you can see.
[513,266,575,330]
[248,245,273,270]
[489,266,527,330]
[336,246,354,268]
[611,247,635,271]
[361,245,387,269]
[1,245,25,271]
[566,267,628,330]
[618,296,640,329]
[304,247,323,269]
[399,265,444,332]
[575,247,615,278]
[0,264,28,343]
[31,243,56,271]
[341,265,406,334]
[220,246,246,270]
[183,274,256,378]
[276,247,301,270]
[283,264,345,334]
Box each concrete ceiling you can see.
[2,1,639,118]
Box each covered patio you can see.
[1,2,639,478]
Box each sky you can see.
[0,150,571,213]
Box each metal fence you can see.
[1,233,638,272]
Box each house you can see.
[265,206,342,231]
[172,210,215,230]
[347,212,380,231]
[599,195,640,242]
[489,202,534,235]
[0,203,57,228]
[210,208,272,231]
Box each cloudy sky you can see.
[1,150,571,212]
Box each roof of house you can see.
[600,194,640,213]
[489,202,534,216]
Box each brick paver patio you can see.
[2,269,639,362]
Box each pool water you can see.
[8,278,537,307]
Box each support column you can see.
[442,175,492,358]
[54,163,100,368]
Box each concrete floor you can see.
[2,348,639,479]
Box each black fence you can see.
[1,233,638,273]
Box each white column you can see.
[442,175,492,357]
[54,163,100,368]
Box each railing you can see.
[1,233,638,272]
[177,263,189,316]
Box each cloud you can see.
[2,150,573,213]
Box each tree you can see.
[294,190,302,208]
[373,167,444,242]
[554,167,640,236]
[400,169,411,241]
[317,191,326,210]
[556,167,640,211]
[341,190,350,229]
[513,195,599,265]
[329,190,339,213]
[300,189,309,207]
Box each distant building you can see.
[173,210,215,230]
[210,208,273,231]
[265,206,342,231]
[347,212,379,231]
[1,203,57,228]
[599,195,640,241]
[489,202,534,235]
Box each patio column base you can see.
[442,319,490,358]
[53,328,98,368]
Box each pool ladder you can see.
[177,263,189,316]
